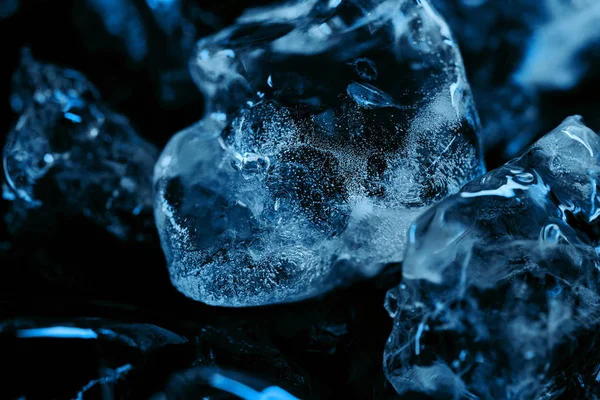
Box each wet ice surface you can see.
[384,116,600,399]
[2,50,158,241]
[154,0,484,307]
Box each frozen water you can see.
[152,325,312,398]
[154,0,484,306]
[2,50,158,241]
[384,116,600,399]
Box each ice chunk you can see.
[154,0,484,306]
[2,50,158,241]
[384,116,600,399]
[207,371,299,400]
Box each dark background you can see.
[0,1,399,398]
[1,0,600,398]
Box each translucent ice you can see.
[154,0,484,306]
[2,50,158,240]
[384,116,600,399]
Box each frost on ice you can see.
[153,0,484,306]
[2,50,158,241]
[384,116,600,399]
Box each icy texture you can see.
[384,116,600,399]
[2,50,158,240]
[154,0,484,307]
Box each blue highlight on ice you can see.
[209,373,299,400]
[16,326,99,339]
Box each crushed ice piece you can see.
[384,115,600,399]
[150,325,311,398]
[2,50,158,240]
[155,0,484,306]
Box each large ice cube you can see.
[384,116,600,399]
[154,0,484,306]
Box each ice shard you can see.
[153,0,484,306]
[2,50,158,241]
[384,116,600,399]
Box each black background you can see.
[0,1,399,398]
[1,0,600,398]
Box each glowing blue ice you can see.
[155,0,484,307]
[209,373,299,400]
[16,326,98,339]
[385,116,600,399]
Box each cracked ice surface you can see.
[384,116,600,399]
[2,50,158,241]
[153,0,484,306]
